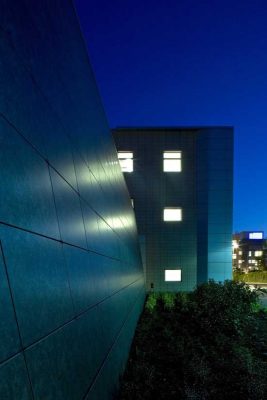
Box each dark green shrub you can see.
[118,281,267,400]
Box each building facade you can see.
[232,231,267,272]
[113,127,234,292]
[0,1,145,399]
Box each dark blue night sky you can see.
[75,0,267,235]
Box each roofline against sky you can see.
[112,126,234,131]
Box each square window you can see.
[165,269,182,282]
[118,152,133,172]
[255,251,262,257]
[163,151,182,172]
[164,208,182,221]
[249,232,263,239]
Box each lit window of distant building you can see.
[239,251,242,255]
[255,251,263,257]
[233,254,237,259]
[163,151,182,172]
[238,260,242,264]
[164,208,182,221]
[118,152,133,172]
[249,232,263,239]
[232,240,239,249]
[249,251,252,257]
[165,269,182,281]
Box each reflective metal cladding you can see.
[0,1,145,399]
[113,127,233,291]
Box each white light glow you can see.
[164,159,181,172]
[163,151,181,159]
[118,152,133,172]
[164,208,182,221]
[119,158,133,172]
[165,269,182,282]
[163,151,182,172]
[118,152,133,159]
[255,251,263,257]
[249,232,263,239]
[232,240,239,249]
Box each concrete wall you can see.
[0,1,145,399]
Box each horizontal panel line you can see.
[0,221,123,262]
[82,286,145,399]
[0,276,144,367]
[0,113,129,245]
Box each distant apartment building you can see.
[113,127,234,291]
[232,231,267,272]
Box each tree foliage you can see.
[118,281,267,400]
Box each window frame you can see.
[165,269,182,282]
[118,151,133,173]
[163,207,182,222]
[163,151,182,172]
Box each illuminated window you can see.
[165,269,182,282]
[118,152,133,172]
[249,232,263,239]
[233,254,237,259]
[164,208,182,221]
[131,198,134,208]
[163,151,182,172]
[255,251,262,257]
[249,251,252,257]
[239,251,242,255]
[238,260,242,264]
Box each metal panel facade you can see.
[113,127,233,291]
[0,1,145,398]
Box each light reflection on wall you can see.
[0,1,145,398]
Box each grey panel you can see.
[50,168,87,248]
[0,118,60,239]
[0,226,74,347]
[86,287,145,400]
[0,354,32,400]
[80,200,101,253]
[0,244,20,362]
[45,129,78,191]
[63,245,108,314]
[26,306,103,400]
